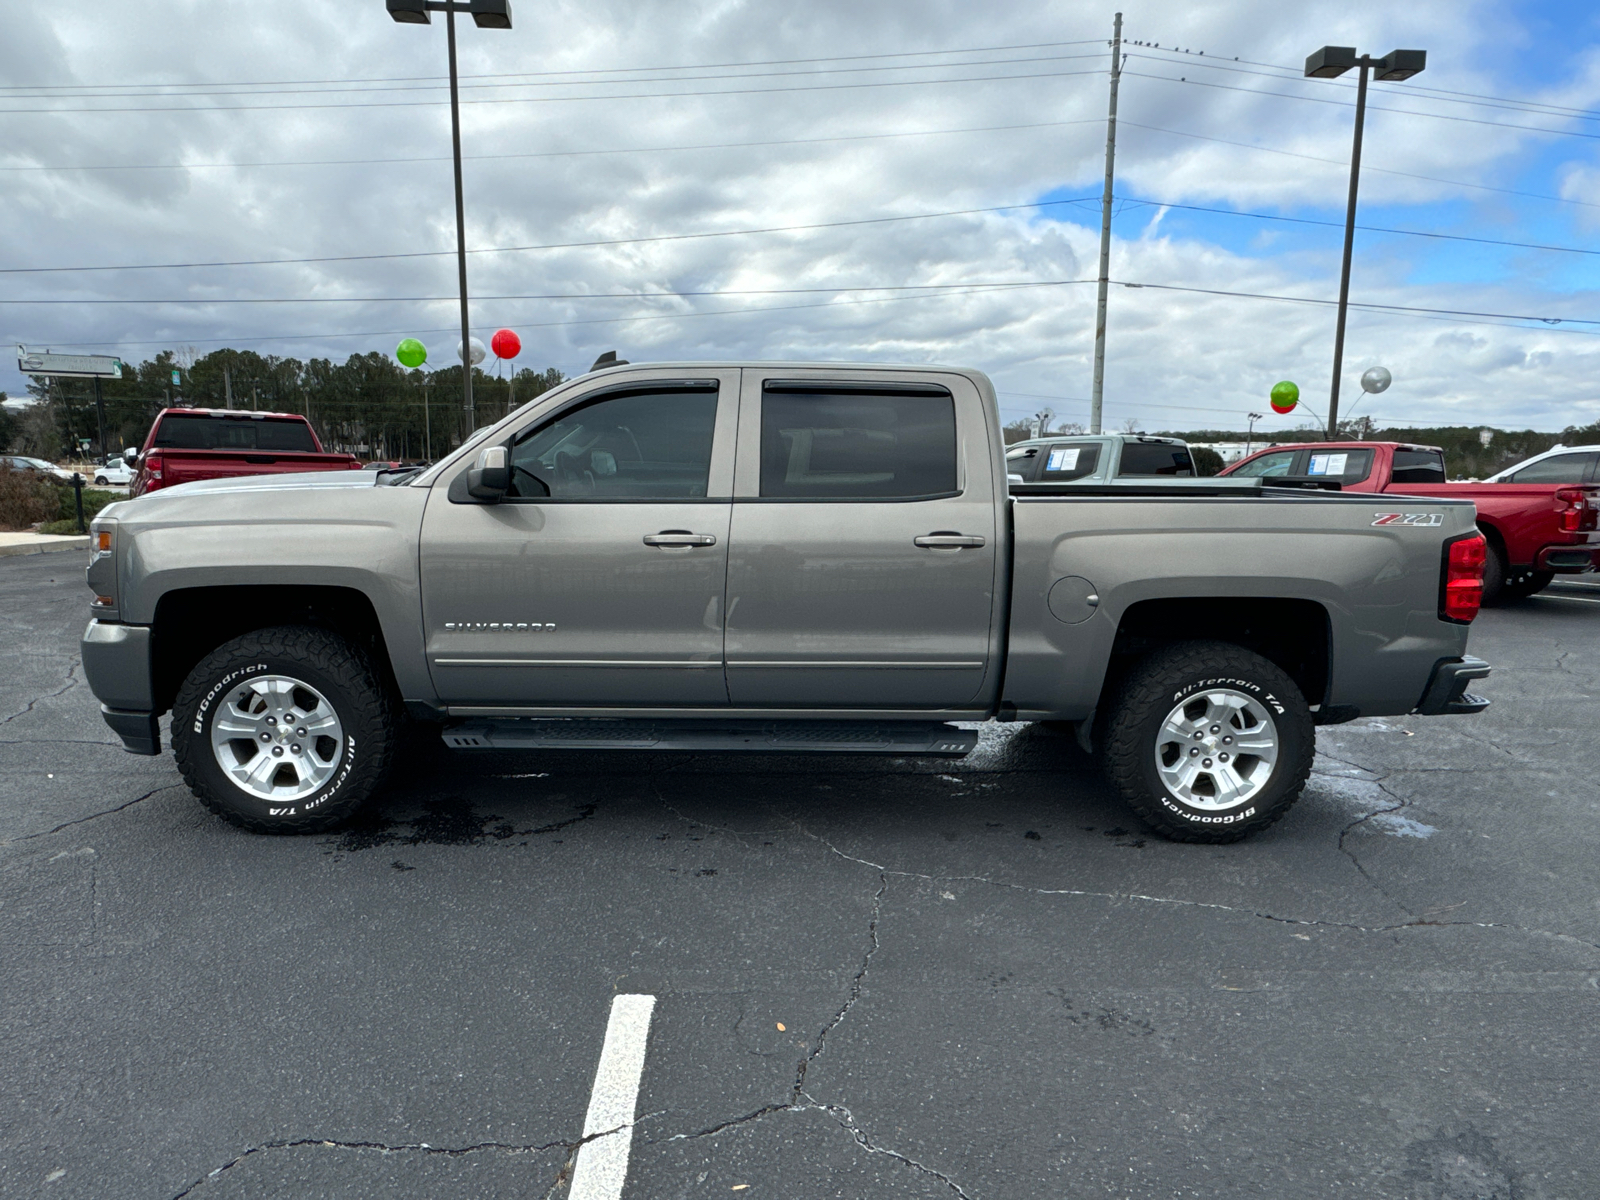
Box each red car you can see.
[1221,441,1600,602]
[128,409,362,498]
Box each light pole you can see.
[387,0,512,432]
[1245,411,1264,456]
[1304,45,1425,440]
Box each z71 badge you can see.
[1371,512,1443,527]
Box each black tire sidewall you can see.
[1480,538,1507,605]
[173,631,388,830]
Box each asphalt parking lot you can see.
[3,553,1597,1200]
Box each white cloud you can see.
[2,0,1598,432]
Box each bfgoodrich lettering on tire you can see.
[172,625,398,834]
[1100,640,1314,843]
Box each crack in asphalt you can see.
[0,659,80,726]
[791,870,884,1100]
[168,1123,631,1199]
[786,815,1600,953]
[2,785,180,846]
[654,1096,976,1199]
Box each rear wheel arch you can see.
[1101,596,1331,715]
[150,584,399,716]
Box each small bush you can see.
[0,465,59,530]
[53,485,117,524]
[1190,446,1225,477]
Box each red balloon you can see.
[490,328,521,359]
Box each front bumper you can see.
[81,620,160,754]
[1415,655,1491,716]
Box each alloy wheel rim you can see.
[210,675,344,802]
[1154,688,1279,811]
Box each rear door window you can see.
[1118,442,1194,476]
[1038,442,1102,481]
[1304,448,1374,484]
[1507,452,1596,484]
[1005,445,1042,482]
[759,389,957,499]
[1390,449,1447,484]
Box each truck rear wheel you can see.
[172,625,398,834]
[1100,641,1314,843]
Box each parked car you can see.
[1005,433,1195,484]
[127,408,363,497]
[93,457,134,486]
[2,454,75,483]
[83,362,1491,845]
[1484,444,1600,484]
[1221,441,1600,602]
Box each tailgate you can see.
[158,450,359,486]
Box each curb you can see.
[0,536,91,559]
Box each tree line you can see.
[4,347,566,462]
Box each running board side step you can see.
[441,718,978,756]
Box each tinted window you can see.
[1391,449,1447,484]
[1509,452,1594,484]
[152,415,317,452]
[1231,450,1298,478]
[1303,448,1374,484]
[1118,443,1194,476]
[1006,446,1041,481]
[509,389,717,499]
[759,391,957,499]
[1038,442,1102,481]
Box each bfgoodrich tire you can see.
[1100,640,1314,843]
[172,625,398,834]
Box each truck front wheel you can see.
[1100,641,1314,843]
[172,625,398,834]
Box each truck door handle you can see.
[914,533,986,549]
[643,531,718,547]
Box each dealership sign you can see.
[16,345,124,379]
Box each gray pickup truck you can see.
[79,361,1492,843]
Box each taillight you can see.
[1555,487,1598,533]
[1441,532,1486,623]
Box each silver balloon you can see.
[1360,366,1392,394]
[457,336,487,366]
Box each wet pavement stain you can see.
[330,798,597,852]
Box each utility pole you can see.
[223,366,234,410]
[1089,11,1123,436]
[445,3,475,432]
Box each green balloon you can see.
[1269,379,1299,414]
[396,338,428,369]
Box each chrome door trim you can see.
[724,660,984,670]
[435,658,722,668]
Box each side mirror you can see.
[467,444,510,501]
[1007,473,1025,486]
[123,447,138,464]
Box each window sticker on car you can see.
[1371,512,1443,526]
[1308,452,1348,476]
[1046,447,1080,472]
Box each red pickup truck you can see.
[129,409,362,498]
[1221,441,1600,602]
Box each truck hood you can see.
[144,470,383,499]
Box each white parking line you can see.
[1534,593,1600,605]
[569,994,657,1200]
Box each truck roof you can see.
[153,407,309,420]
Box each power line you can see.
[1123,68,1600,143]
[0,38,1108,92]
[0,66,1107,115]
[0,279,1099,305]
[1119,120,1600,209]
[0,51,1109,104]
[1131,42,1600,122]
[1112,279,1600,328]
[0,117,1103,175]
[1121,197,1600,258]
[0,194,1103,274]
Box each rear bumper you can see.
[1415,655,1491,716]
[1534,544,1599,572]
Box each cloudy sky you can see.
[2,0,1598,434]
